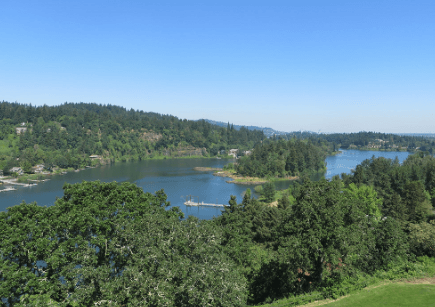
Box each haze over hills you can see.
[201,119,292,138]
[396,133,435,138]
[202,119,435,139]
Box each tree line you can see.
[236,138,333,178]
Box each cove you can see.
[324,149,410,179]
[0,150,412,219]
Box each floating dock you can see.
[0,179,37,186]
[184,200,227,208]
[0,187,17,193]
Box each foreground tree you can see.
[0,181,247,306]
[249,179,408,304]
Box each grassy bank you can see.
[212,169,299,185]
[311,282,435,307]
[259,257,435,307]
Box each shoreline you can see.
[213,171,270,185]
[194,167,299,185]
[0,155,232,191]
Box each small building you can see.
[228,149,238,158]
[10,167,23,175]
[243,150,252,156]
[15,127,27,135]
[89,155,101,159]
[33,164,45,174]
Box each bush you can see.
[254,185,263,194]
[262,182,276,202]
[408,220,435,257]
[223,162,235,171]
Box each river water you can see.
[0,150,411,219]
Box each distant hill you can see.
[201,119,289,138]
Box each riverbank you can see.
[194,166,299,185]
[2,155,233,189]
[146,154,233,160]
[214,170,298,185]
[193,167,224,171]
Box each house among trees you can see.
[228,149,238,158]
[9,167,23,175]
[15,127,27,135]
[32,164,45,173]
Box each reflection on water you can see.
[0,158,256,220]
[324,149,410,179]
[0,150,411,219]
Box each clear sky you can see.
[1,1,434,133]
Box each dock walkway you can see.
[0,187,17,193]
[184,200,227,208]
[0,179,37,186]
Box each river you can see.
[0,150,411,219]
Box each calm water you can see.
[0,159,256,219]
[0,150,411,219]
[324,149,410,179]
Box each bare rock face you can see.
[166,146,207,157]
[141,131,163,142]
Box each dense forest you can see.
[341,151,435,224]
[236,138,333,178]
[1,152,435,306]
[0,101,264,174]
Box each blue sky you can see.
[1,1,434,133]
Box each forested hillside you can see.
[0,101,264,174]
[2,152,435,306]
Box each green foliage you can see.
[254,185,263,194]
[344,153,435,223]
[408,220,435,257]
[223,162,235,171]
[246,179,409,304]
[262,182,276,203]
[0,181,247,306]
[236,138,331,178]
[343,183,382,219]
[245,188,252,199]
